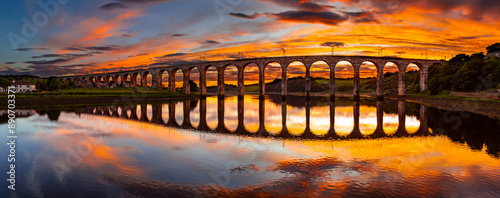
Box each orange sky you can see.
[2,0,499,83]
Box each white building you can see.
[11,80,36,92]
[487,51,500,57]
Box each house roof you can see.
[12,80,34,85]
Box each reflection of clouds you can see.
[405,115,420,134]
[175,102,184,126]
[383,113,398,135]
[224,97,239,131]
[161,104,169,123]
[206,97,218,130]
[334,106,354,136]
[264,100,282,135]
[310,106,329,136]
[244,96,260,133]
[359,106,377,135]
[287,106,306,136]
[190,101,200,128]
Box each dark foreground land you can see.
[2,86,500,120]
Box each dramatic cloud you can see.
[128,53,148,58]
[14,48,50,52]
[121,30,137,38]
[263,0,378,26]
[62,45,120,52]
[99,3,128,11]
[270,11,349,26]
[4,62,15,64]
[157,52,188,58]
[229,12,262,19]
[171,33,188,37]
[260,0,334,12]
[84,45,120,51]
[199,40,221,45]
[118,0,176,4]
[339,0,500,21]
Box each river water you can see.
[2,95,500,197]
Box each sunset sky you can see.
[1,0,499,79]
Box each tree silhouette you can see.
[487,43,500,53]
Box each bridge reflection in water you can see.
[77,96,430,140]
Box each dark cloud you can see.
[121,30,137,38]
[270,11,348,26]
[128,53,148,58]
[268,9,378,26]
[320,42,345,47]
[62,45,119,52]
[14,48,49,52]
[459,34,493,40]
[99,0,175,10]
[118,0,175,4]
[31,53,91,59]
[84,45,119,51]
[62,47,85,51]
[26,58,76,65]
[171,33,188,37]
[4,62,15,64]
[341,0,500,21]
[229,12,262,19]
[260,0,334,12]
[99,2,128,10]
[158,52,188,58]
[199,40,220,45]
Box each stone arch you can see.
[131,73,140,87]
[241,62,260,94]
[96,76,104,84]
[285,60,308,94]
[113,75,121,86]
[308,60,332,95]
[157,70,168,90]
[122,73,131,87]
[141,71,152,87]
[170,68,183,92]
[404,62,422,94]
[262,61,283,95]
[333,60,355,94]
[221,64,239,94]
[105,75,111,83]
[201,65,218,94]
[88,77,96,85]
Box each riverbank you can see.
[385,94,500,120]
[0,88,198,108]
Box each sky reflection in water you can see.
[1,95,500,198]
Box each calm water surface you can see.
[2,95,500,197]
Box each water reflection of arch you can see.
[79,97,430,140]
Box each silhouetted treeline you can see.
[428,46,500,95]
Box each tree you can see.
[188,80,198,92]
[47,77,61,91]
[0,77,11,89]
[36,79,48,90]
[487,43,500,53]
[22,78,35,84]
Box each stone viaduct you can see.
[58,55,444,96]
